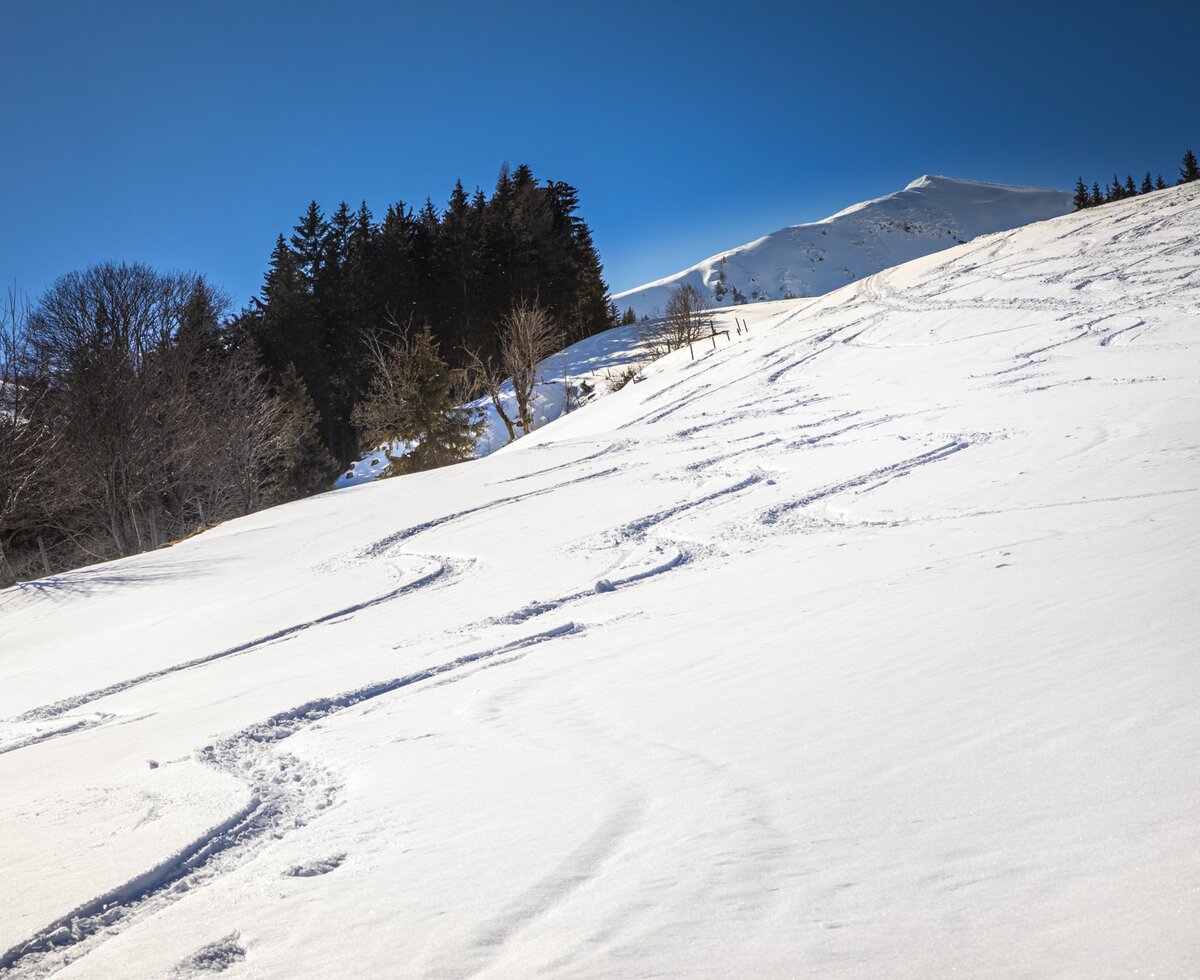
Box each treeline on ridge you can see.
[1073,147,1198,209]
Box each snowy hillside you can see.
[343,176,1073,487]
[1,183,1198,978]
[613,175,1074,315]
[337,322,647,487]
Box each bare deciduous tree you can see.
[462,345,518,444]
[464,299,562,443]
[501,299,562,433]
[0,289,61,585]
[26,264,226,556]
[1,262,337,583]
[192,345,285,520]
[639,283,714,358]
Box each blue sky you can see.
[3,0,1196,308]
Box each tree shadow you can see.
[1,559,198,605]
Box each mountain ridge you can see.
[613,175,1074,315]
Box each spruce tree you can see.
[1156,174,1167,190]
[251,235,325,413]
[321,201,357,452]
[290,202,329,283]
[1073,176,1090,209]
[1091,181,1105,206]
[269,363,338,503]
[1123,175,1137,198]
[1141,172,1154,194]
[1110,175,1124,201]
[352,326,482,475]
[376,201,420,328]
[240,161,612,463]
[439,179,482,353]
[1180,149,1200,184]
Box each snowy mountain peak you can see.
[904,173,940,189]
[613,175,1073,315]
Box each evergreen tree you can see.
[1141,172,1154,194]
[481,164,516,325]
[1091,181,1105,206]
[411,197,442,325]
[376,201,420,329]
[269,363,338,503]
[566,217,610,343]
[1156,174,1167,190]
[1073,176,1090,209]
[240,162,611,466]
[1123,174,1137,198]
[1180,149,1200,184]
[320,201,358,455]
[438,179,483,352]
[352,326,482,475]
[1110,175,1124,201]
[176,277,229,366]
[290,202,329,283]
[251,236,324,409]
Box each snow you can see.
[336,323,645,487]
[345,176,1073,488]
[1,182,1198,977]
[612,175,1074,315]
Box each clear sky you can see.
[3,0,1196,309]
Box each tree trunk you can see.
[0,539,15,589]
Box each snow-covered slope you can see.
[1,184,1198,978]
[337,322,647,487]
[613,175,1074,315]
[343,176,1073,487]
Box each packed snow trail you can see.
[1,183,1198,978]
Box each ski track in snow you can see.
[0,624,586,977]
[1,463,629,753]
[357,465,622,561]
[486,440,631,485]
[7,558,458,731]
[1,460,749,974]
[762,440,972,525]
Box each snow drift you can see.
[1,182,1197,978]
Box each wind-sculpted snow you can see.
[1,183,1198,978]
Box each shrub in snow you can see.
[605,365,644,393]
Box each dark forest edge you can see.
[1,164,621,585]
[4,153,1196,586]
